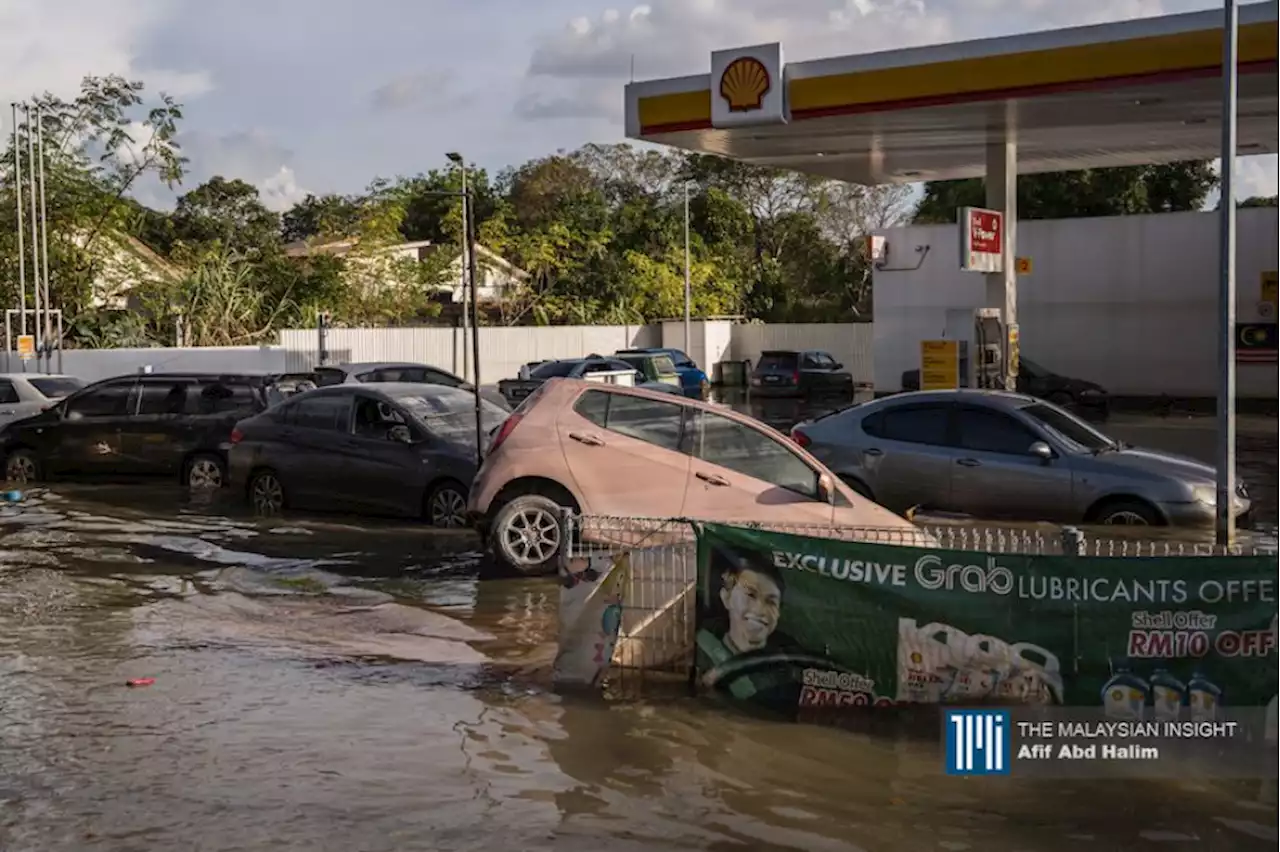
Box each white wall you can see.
[11,346,289,385]
[731,322,875,385]
[872,208,1280,398]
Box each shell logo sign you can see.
[720,57,771,112]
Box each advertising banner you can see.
[693,523,1278,722]
[553,552,631,688]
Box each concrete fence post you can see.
[1060,525,1085,556]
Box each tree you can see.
[1240,195,1278,208]
[913,162,1219,223]
[280,193,362,243]
[171,176,281,255]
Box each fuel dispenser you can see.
[972,308,1004,389]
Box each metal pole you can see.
[1215,0,1239,547]
[465,189,483,463]
[458,165,470,380]
[26,105,41,371]
[12,104,27,339]
[36,106,52,374]
[683,182,691,355]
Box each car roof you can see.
[553,378,757,420]
[323,362,432,372]
[760,349,799,355]
[875,389,1040,409]
[295,382,476,401]
[0,372,76,380]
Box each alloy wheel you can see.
[1102,510,1149,525]
[5,453,34,484]
[251,473,285,514]
[502,506,561,567]
[429,487,468,528]
[188,458,224,489]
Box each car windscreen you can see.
[313,368,348,387]
[1019,402,1114,452]
[649,355,678,376]
[28,377,84,399]
[395,393,509,443]
[756,352,796,371]
[529,360,577,380]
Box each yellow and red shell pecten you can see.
[719,57,771,112]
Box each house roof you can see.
[284,238,529,279]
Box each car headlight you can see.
[1191,485,1217,506]
[1080,388,1104,397]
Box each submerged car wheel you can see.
[1095,499,1161,526]
[426,480,468,528]
[491,494,565,575]
[4,449,39,484]
[185,454,226,489]
[249,469,286,514]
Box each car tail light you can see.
[489,413,524,453]
[792,370,801,384]
[230,428,244,444]
[791,428,810,449]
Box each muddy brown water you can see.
[0,406,1276,851]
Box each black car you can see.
[0,372,282,488]
[310,361,510,410]
[899,356,1109,417]
[749,350,855,397]
[228,383,510,526]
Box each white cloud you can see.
[1234,155,1279,200]
[257,166,310,212]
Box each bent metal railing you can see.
[558,512,1277,688]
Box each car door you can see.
[857,402,958,513]
[341,393,427,517]
[557,388,689,518]
[115,378,193,476]
[0,379,23,426]
[45,379,136,476]
[274,392,357,511]
[949,404,1074,521]
[684,409,835,526]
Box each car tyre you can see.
[491,493,567,576]
[1093,499,1162,526]
[426,479,469,529]
[4,448,39,484]
[248,469,287,515]
[185,453,227,489]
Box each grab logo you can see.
[913,554,1014,595]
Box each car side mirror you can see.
[817,474,836,505]
[1028,441,1054,462]
[832,362,844,370]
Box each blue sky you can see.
[1,0,1275,210]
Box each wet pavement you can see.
[0,400,1276,851]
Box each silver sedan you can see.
[789,389,1250,527]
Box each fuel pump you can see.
[973,308,1004,389]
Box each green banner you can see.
[694,523,1278,719]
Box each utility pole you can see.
[12,104,27,341]
[683,181,692,356]
[37,106,52,373]
[447,152,484,463]
[1214,0,1239,547]
[26,105,41,371]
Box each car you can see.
[612,351,682,391]
[229,383,509,526]
[0,372,282,488]
[310,361,511,411]
[0,373,84,426]
[900,356,1109,418]
[496,356,644,408]
[467,378,924,575]
[789,389,1250,528]
[749,350,854,397]
[616,347,710,398]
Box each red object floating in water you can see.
[126,678,156,688]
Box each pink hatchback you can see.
[467,379,923,574]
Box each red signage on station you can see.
[959,207,1004,273]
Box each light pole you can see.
[446,152,484,463]
[1214,0,1239,547]
[683,181,692,356]
[448,153,470,378]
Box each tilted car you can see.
[310,361,510,411]
[467,378,926,574]
[790,389,1249,527]
[0,373,84,427]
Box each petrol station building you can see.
[624,4,1279,393]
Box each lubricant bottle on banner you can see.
[896,619,958,703]
[1187,672,1223,722]
[1149,669,1186,722]
[1101,662,1149,720]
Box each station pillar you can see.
[985,131,1018,392]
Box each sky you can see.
[0,0,1275,212]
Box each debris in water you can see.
[126,678,156,688]
[3,490,23,502]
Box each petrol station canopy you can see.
[623,4,1279,185]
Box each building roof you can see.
[624,4,1279,184]
[283,238,529,279]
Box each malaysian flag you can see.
[1236,323,1277,363]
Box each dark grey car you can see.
[789,389,1251,528]
[228,383,508,526]
[311,361,511,411]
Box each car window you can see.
[423,368,465,388]
[28,377,83,399]
[955,406,1039,455]
[530,361,576,379]
[864,404,950,446]
[693,411,820,499]
[666,350,694,368]
[289,394,352,432]
[651,355,678,376]
[800,352,821,369]
[571,389,683,451]
[135,380,192,416]
[815,353,837,369]
[0,380,18,405]
[186,382,259,416]
[352,395,412,442]
[757,352,796,371]
[1019,402,1113,452]
[313,368,348,387]
[65,382,132,418]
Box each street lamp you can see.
[683,181,692,357]
[447,152,470,379]
[445,152,483,462]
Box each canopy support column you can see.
[985,130,1018,392]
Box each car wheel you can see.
[185,453,226,489]
[1094,499,1162,526]
[248,469,286,514]
[426,480,469,529]
[4,449,39,484]
[490,493,566,576]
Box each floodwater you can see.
[0,404,1276,851]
